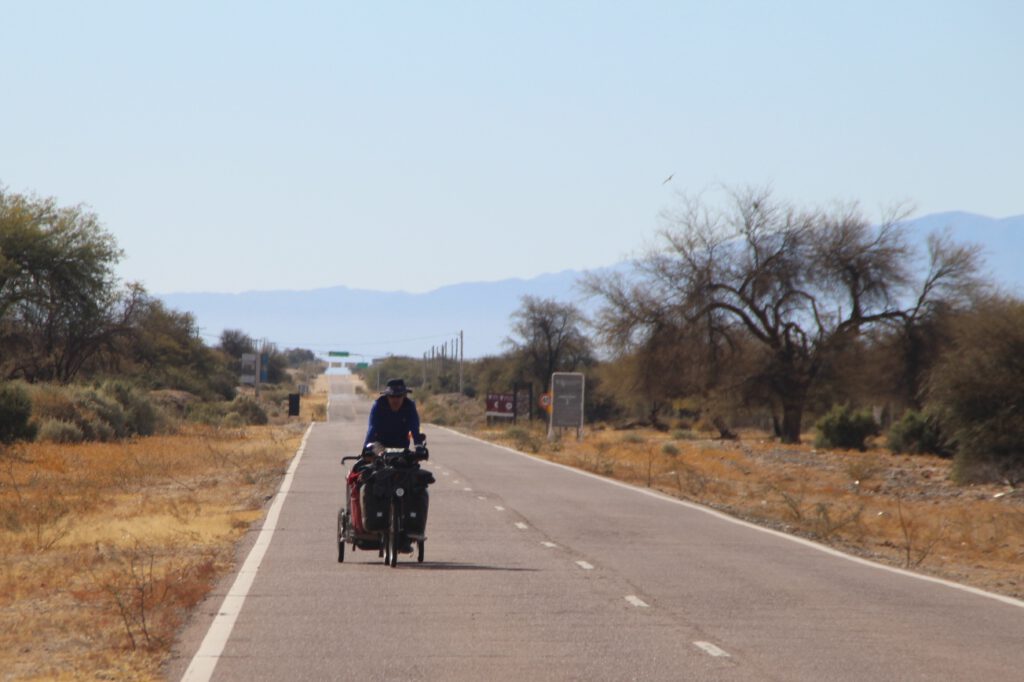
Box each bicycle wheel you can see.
[337,510,346,563]
[388,501,398,568]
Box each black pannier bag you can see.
[404,469,434,535]
[360,471,390,532]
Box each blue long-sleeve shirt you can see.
[364,396,425,448]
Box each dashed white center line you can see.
[541,541,557,548]
[514,522,529,530]
[477,496,487,500]
[694,641,730,658]
[575,560,594,570]
[453,480,460,484]
[625,595,649,608]
[494,506,505,511]
[463,487,473,492]
[442,472,450,476]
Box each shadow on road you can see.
[396,561,540,572]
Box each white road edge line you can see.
[515,522,529,530]
[181,422,315,682]
[694,641,731,658]
[576,560,595,570]
[625,595,649,608]
[431,425,1024,611]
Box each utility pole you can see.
[459,329,464,395]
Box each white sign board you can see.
[240,353,258,386]
[549,372,584,438]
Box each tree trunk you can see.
[781,402,803,444]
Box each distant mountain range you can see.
[160,212,1023,360]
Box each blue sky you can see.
[2,1,1021,294]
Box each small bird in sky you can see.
[662,173,674,185]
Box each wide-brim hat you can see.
[381,378,411,396]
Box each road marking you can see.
[576,560,594,570]
[625,595,649,608]
[494,505,505,511]
[435,426,1024,611]
[514,522,529,530]
[541,541,557,548]
[694,641,731,658]
[463,487,473,492]
[453,480,461,484]
[477,496,487,500]
[181,423,315,682]
[442,472,450,476]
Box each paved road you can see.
[171,376,1024,681]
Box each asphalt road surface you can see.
[171,375,1024,681]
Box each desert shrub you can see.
[29,385,126,442]
[506,426,543,453]
[227,396,268,426]
[259,386,291,404]
[28,385,78,423]
[37,419,85,444]
[927,298,1024,483]
[80,389,127,439]
[661,442,681,457]
[101,380,161,436]
[186,401,231,425]
[671,428,698,440]
[887,410,945,455]
[620,433,645,445]
[814,404,879,451]
[221,412,247,428]
[0,382,37,443]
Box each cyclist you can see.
[363,378,428,457]
[360,378,428,554]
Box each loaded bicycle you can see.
[338,446,434,567]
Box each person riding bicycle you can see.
[363,378,428,459]
[359,378,428,554]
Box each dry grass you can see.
[0,423,304,681]
[473,422,1024,600]
[301,391,328,422]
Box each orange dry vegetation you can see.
[0,424,304,681]
[479,423,1024,600]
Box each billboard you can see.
[550,372,585,432]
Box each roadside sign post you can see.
[485,392,516,425]
[548,372,585,441]
[241,352,260,398]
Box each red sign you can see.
[538,392,552,414]
[485,393,515,416]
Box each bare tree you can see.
[505,296,592,391]
[888,231,984,408]
[586,187,979,443]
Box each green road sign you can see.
[328,351,350,357]
[355,362,369,368]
